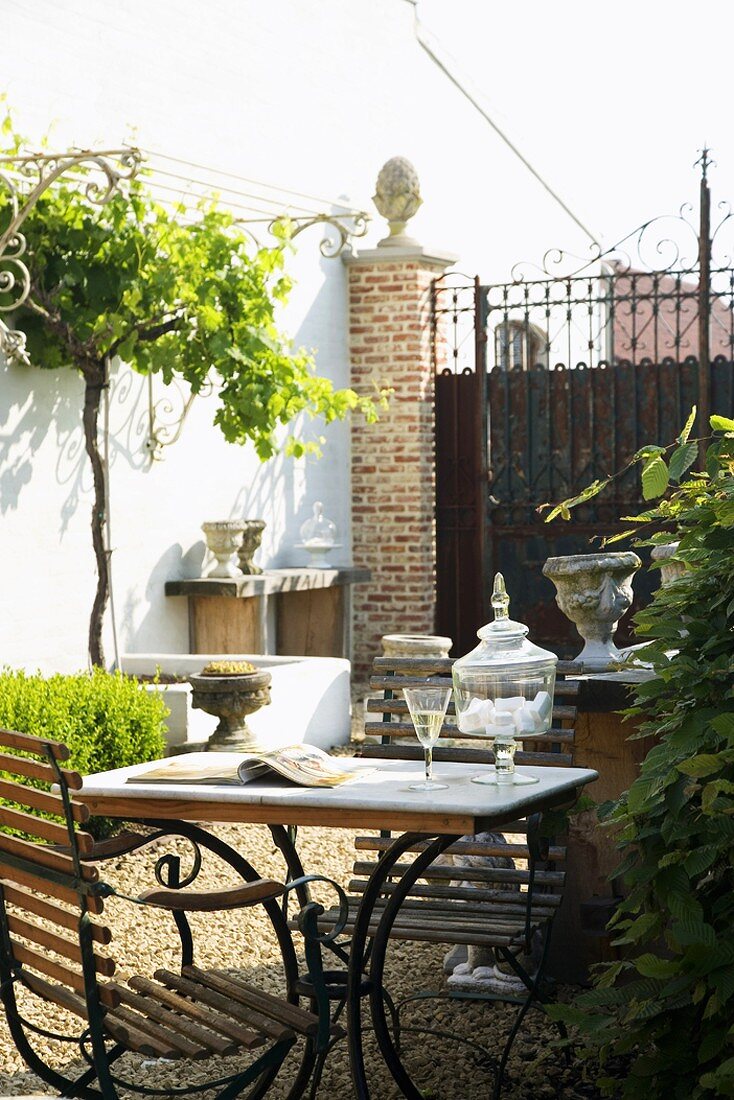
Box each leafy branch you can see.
[539,406,715,525]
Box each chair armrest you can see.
[137,878,286,911]
[78,829,163,862]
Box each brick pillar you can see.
[345,243,457,688]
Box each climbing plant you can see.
[0,118,382,666]
[544,410,734,1098]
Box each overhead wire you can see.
[404,0,601,248]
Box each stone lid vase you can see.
[189,662,272,751]
[543,551,641,669]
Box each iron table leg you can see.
[346,831,460,1099]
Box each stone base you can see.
[447,962,530,995]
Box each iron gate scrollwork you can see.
[434,152,734,657]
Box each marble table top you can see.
[78,758,598,835]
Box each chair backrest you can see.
[352,657,582,927]
[361,655,580,768]
[0,729,117,1021]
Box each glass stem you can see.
[425,745,433,783]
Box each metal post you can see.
[474,276,490,624]
[698,150,712,464]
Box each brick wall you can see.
[345,247,454,688]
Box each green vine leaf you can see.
[668,441,698,482]
[677,753,725,777]
[641,454,670,500]
[678,405,697,443]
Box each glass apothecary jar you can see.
[297,502,341,568]
[452,573,557,785]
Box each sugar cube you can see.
[458,697,494,733]
[486,711,515,736]
[514,707,537,736]
[525,691,553,731]
[494,696,525,713]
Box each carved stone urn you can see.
[373,156,422,245]
[189,668,272,752]
[238,519,266,575]
[543,551,641,669]
[201,520,244,579]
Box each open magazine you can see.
[126,746,373,789]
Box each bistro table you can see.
[78,758,598,1098]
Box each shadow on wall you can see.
[121,540,206,652]
[0,355,83,516]
[0,355,157,531]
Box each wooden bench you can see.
[0,728,339,1099]
[313,655,581,1097]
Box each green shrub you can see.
[545,411,734,1098]
[0,668,167,835]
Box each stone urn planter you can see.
[543,551,641,669]
[651,541,685,587]
[201,520,244,579]
[237,519,266,575]
[189,661,272,751]
[381,634,453,659]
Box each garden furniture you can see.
[0,728,342,1099]
[307,653,586,1096]
[74,726,596,1098]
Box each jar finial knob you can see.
[491,572,510,622]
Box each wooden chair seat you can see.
[103,965,333,1061]
[315,896,555,948]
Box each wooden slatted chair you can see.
[0,728,341,1099]
[313,655,582,1098]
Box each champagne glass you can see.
[403,686,452,791]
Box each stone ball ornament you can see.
[373,156,423,242]
[543,551,642,669]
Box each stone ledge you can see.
[165,566,371,598]
[343,243,458,267]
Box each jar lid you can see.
[477,573,529,642]
[300,501,337,547]
[453,573,557,670]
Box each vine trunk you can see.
[81,361,109,668]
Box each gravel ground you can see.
[0,823,606,1099]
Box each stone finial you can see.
[373,156,422,246]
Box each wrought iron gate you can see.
[434,153,734,657]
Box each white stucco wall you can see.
[0,0,591,672]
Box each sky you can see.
[417,0,733,249]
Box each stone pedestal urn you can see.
[543,551,642,669]
[189,668,272,752]
[238,520,266,575]
[202,521,244,579]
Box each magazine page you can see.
[240,745,372,788]
[127,753,268,786]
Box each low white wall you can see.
[121,652,351,752]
